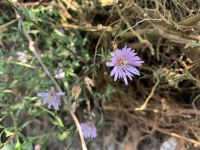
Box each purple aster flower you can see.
[17,52,26,62]
[80,121,97,139]
[106,45,144,85]
[34,144,41,150]
[37,87,65,110]
[54,70,65,79]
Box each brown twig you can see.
[115,5,155,55]
[60,23,112,32]
[135,75,160,111]
[15,2,58,7]
[0,17,21,29]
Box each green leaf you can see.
[18,6,31,19]
[3,90,13,93]
[0,48,6,56]
[18,133,33,150]
[11,103,24,110]
[52,30,71,44]
[15,140,22,150]
[20,121,32,129]
[2,144,14,150]
[58,131,70,141]
[54,115,64,127]
[22,140,33,150]
[5,129,14,137]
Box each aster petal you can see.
[53,96,61,109]
[131,56,142,61]
[110,52,115,56]
[50,87,55,92]
[93,130,97,138]
[125,48,132,52]
[123,69,133,80]
[111,57,117,63]
[57,92,65,96]
[114,67,119,81]
[126,65,140,75]
[42,97,49,104]
[129,60,144,66]
[121,45,127,52]
[106,61,115,67]
[37,92,48,97]
[125,53,138,61]
[53,102,59,110]
[115,49,122,57]
[122,47,131,55]
[110,66,117,76]
[48,104,51,109]
[91,131,95,138]
[122,71,128,85]
[118,67,123,79]
[80,122,97,139]
[130,52,137,57]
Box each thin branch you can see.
[178,15,200,26]
[70,111,87,150]
[135,75,160,111]
[115,5,155,55]
[15,2,59,7]
[60,23,112,32]
[114,18,162,42]
[0,17,21,29]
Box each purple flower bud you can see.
[54,70,65,79]
[80,121,97,139]
[17,52,26,62]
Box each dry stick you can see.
[115,5,155,55]
[130,111,200,146]
[156,128,200,146]
[93,18,122,71]
[119,27,197,45]
[178,15,200,26]
[135,75,160,111]
[93,29,107,78]
[23,27,87,150]
[113,18,162,43]
[150,120,200,146]
[61,23,112,32]
[15,2,58,7]
[170,133,200,146]
[108,106,200,146]
[70,111,87,150]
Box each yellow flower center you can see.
[49,92,55,101]
[117,57,127,67]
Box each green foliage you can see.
[18,6,31,19]
[0,1,107,149]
